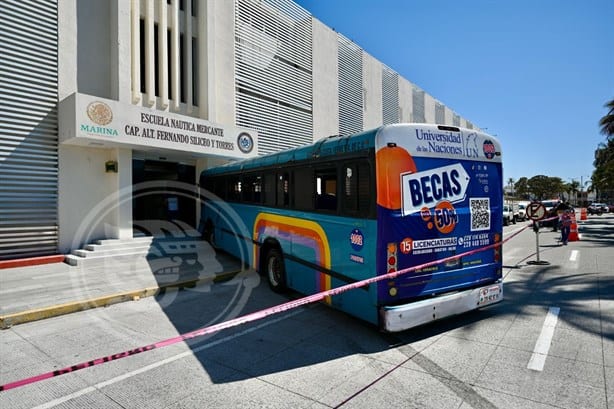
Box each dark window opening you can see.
[277,172,290,207]
[192,36,198,107]
[180,33,186,103]
[315,168,337,211]
[263,173,276,206]
[294,168,313,210]
[139,19,145,93]
[343,161,371,217]
[201,156,374,218]
[153,23,160,96]
[243,174,262,204]
[227,175,241,202]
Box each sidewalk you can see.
[0,246,244,329]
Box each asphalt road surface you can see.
[1,215,613,408]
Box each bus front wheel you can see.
[265,249,286,293]
[203,219,217,248]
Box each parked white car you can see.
[517,202,529,221]
[502,205,514,226]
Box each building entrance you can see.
[132,159,196,230]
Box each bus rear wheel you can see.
[265,249,286,293]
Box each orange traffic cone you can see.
[580,208,587,221]
[568,221,579,242]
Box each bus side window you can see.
[357,162,371,216]
[343,161,371,217]
[263,173,276,206]
[243,173,262,203]
[214,176,226,199]
[294,167,313,210]
[201,175,214,196]
[343,164,358,213]
[228,175,242,202]
[277,172,290,207]
[315,167,337,211]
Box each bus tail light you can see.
[387,243,397,273]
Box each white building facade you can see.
[0,0,477,259]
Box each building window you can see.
[192,36,198,107]
[139,19,146,93]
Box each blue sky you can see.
[294,0,613,186]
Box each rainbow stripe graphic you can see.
[253,213,332,304]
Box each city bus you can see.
[199,123,503,332]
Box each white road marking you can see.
[527,307,560,371]
[32,309,305,409]
[569,250,578,261]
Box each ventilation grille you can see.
[338,35,363,136]
[235,0,313,155]
[435,102,445,124]
[382,66,399,125]
[0,0,59,259]
[412,87,425,123]
[453,113,461,126]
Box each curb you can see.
[0,255,66,270]
[0,269,243,329]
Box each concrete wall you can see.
[424,93,436,124]
[58,0,132,252]
[110,0,131,102]
[362,52,382,130]
[210,0,235,125]
[444,106,454,126]
[77,0,111,99]
[312,18,339,140]
[58,146,132,252]
[399,77,413,123]
[58,0,77,101]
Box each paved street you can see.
[0,215,612,408]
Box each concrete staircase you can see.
[64,236,155,267]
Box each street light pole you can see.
[579,175,590,206]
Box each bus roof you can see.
[203,123,501,175]
[203,128,378,175]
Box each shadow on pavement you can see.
[133,215,613,384]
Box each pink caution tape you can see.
[0,224,531,392]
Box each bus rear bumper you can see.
[379,281,503,332]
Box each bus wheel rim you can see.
[268,256,280,286]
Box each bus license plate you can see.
[478,285,501,306]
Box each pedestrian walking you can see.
[560,210,573,245]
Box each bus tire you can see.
[203,219,217,249]
[264,249,286,293]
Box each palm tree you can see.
[567,180,580,206]
[599,98,614,138]
[507,177,515,198]
[595,99,614,201]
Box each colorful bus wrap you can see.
[200,124,503,332]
